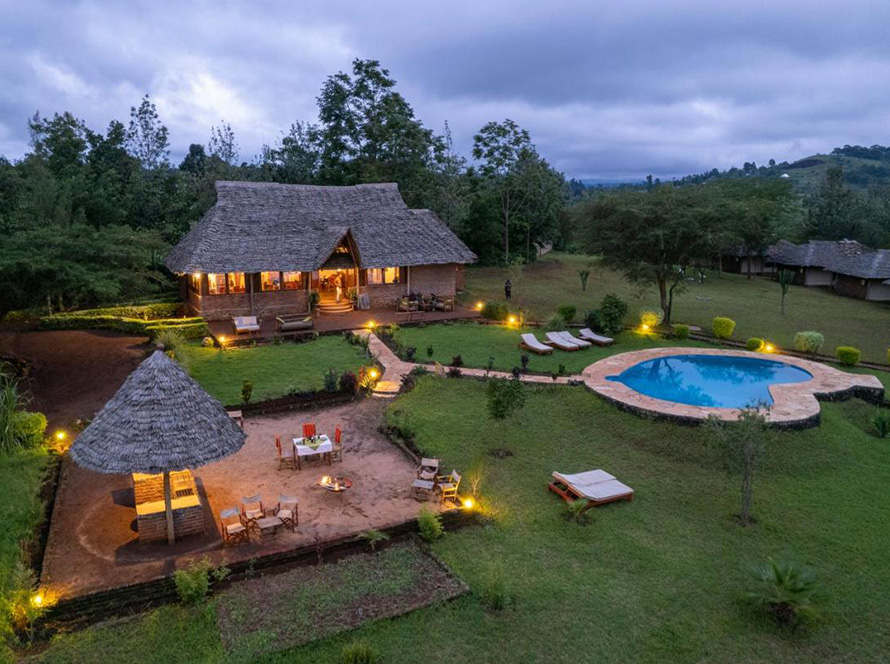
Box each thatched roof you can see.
[768,239,890,279]
[165,181,476,274]
[70,349,246,474]
[825,248,890,279]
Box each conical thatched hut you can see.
[71,346,246,544]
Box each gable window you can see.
[367,267,400,285]
[261,271,281,291]
[227,272,247,294]
[208,273,226,295]
[283,272,303,290]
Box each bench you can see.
[276,313,314,332]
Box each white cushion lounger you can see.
[233,315,261,334]
[579,328,614,346]
[557,330,592,348]
[544,331,581,351]
[549,469,634,508]
[519,333,554,355]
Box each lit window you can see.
[227,272,246,294]
[261,271,281,292]
[367,268,400,285]
[367,268,383,285]
[283,272,303,290]
[189,273,202,292]
[208,273,226,295]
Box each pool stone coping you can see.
[581,347,885,429]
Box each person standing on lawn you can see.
[505,278,512,300]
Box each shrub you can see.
[547,313,566,331]
[479,564,511,611]
[565,497,590,524]
[447,366,462,379]
[712,317,736,340]
[794,331,825,355]
[405,346,416,361]
[241,379,254,404]
[338,642,381,664]
[173,557,230,605]
[65,302,181,320]
[418,505,444,541]
[12,411,47,448]
[558,363,566,376]
[673,324,691,339]
[747,337,764,352]
[145,321,209,341]
[153,327,185,354]
[887,347,890,365]
[520,353,529,370]
[556,304,577,323]
[744,556,819,628]
[481,302,509,321]
[487,377,526,421]
[640,310,661,329]
[339,371,358,394]
[323,369,339,392]
[836,346,861,366]
[596,294,628,334]
[451,354,463,368]
[426,344,434,358]
[357,528,390,551]
[872,409,890,438]
[201,336,214,348]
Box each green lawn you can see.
[30,372,890,663]
[178,337,370,406]
[462,252,890,364]
[396,322,704,374]
[1,447,48,660]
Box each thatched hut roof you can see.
[164,181,476,274]
[70,348,246,474]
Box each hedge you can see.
[672,324,690,339]
[145,321,209,340]
[746,337,763,352]
[63,302,181,320]
[712,317,736,340]
[481,302,509,321]
[794,331,825,355]
[40,314,206,338]
[836,346,861,366]
[13,411,47,447]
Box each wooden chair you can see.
[412,479,435,501]
[227,410,244,429]
[418,457,439,481]
[275,495,299,531]
[240,494,264,528]
[275,435,296,470]
[436,470,461,505]
[331,427,343,462]
[302,423,317,438]
[220,507,249,545]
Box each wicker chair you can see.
[240,494,264,528]
[275,435,296,470]
[220,507,249,545]
[275,495,299,531]
[436,470,461,505]
[331,427,343,462]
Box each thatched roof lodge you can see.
[165,181,476,320]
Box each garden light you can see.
[508,315,517,325]
[367,320,377,329]
[764,343,775,352]
[55,430,66,442]
[641,324,650,332]
[31,592,43,608]
[219,335,227,344]
[475,301,484,311]
[462,497,475,509]
[368,368,380,380]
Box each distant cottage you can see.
[165,181,476,320]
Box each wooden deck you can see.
[208,305,481,343]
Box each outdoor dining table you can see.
[292,434,333,470]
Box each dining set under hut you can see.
[70,345,246,544]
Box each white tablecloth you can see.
[293,434,333,457]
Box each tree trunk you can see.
[739,468,753,526]
[658,277,670,324]
[746,257,752,280]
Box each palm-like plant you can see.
[744,556,819,628]
[565,498,590,524]
[357,528,390,552]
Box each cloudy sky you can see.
[2,0,889,180]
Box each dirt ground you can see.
[42,398,444,598]
[0,330,148,429]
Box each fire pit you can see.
[318,475,353,493]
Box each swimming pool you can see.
[606,354,813,408]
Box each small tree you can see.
[578,269,591,291]
[778,269,795,315]
[708,407,771,526]
[486,377,527,423]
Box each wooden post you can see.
[249,274,255,315]
[163,470,175,545]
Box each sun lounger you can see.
[557,331,592,348]
[544,331,581,351]
[548,469,634,510]
[579,328,614,346]
[519,333,554,355]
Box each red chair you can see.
[331,427,343,462]
[302,423,316,438]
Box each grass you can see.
[396,322,703,374]
[462,252,890,364]
[178,336,370,406]
[0,447,48,659]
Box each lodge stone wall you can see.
[410,263,458,297]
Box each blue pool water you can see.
[606,354,813,408]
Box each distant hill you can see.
[674,145,890,194]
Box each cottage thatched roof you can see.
[164,181,476,274]
[824,248,890,280]
[767,239,890,279]
[70,349,246,474]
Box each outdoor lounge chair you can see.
[436,469,461,505]
[233,315,260,335]
[274,495,299,531]
[220,507,250,545]
[240,494,264,527]
[275,434,296,470]
[579,328,614,346]
[557,330,592,348]
[548,470,634,511]
[544,331,581,351]
[519,333,554,355]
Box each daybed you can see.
[579,328,614,346]
[548,469,634,511]
[520,333,554,355]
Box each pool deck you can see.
[581,347,885,427]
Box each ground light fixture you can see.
[368,368,380,380]
[475,301,484,311]
[764,342,775,352]
[462,497,475,509]
[366,320,377,330]
[55,430,66,442]
[31,592,44,608]
[508,315,517,326]
[641,324,651,332]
